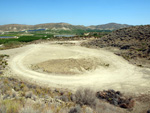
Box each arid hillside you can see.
[88,23,131,30]
[83,25,150,67]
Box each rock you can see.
[112,98,118,106]
[119,103,128,108]
[147,110,150,113]
[96,90,135,109]
[116,91,121,95]
[121,45,130,50]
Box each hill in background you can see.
[88,23,131,30]
[0,23,132,32]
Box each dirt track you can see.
[1,41,150,93]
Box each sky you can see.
[0,0,150,26]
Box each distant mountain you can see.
[0,23,132,32]
[0,24,32,32]
[88,23,132,30]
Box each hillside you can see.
[88,23,132,30]
[83,25,150,67]
[0,23,131,32]
[0,24,32,32]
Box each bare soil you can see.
[31,58,107,75]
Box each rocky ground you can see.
[82,25,150,68]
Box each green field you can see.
[0,29,111,45]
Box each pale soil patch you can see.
[31,58,109,75]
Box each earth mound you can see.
[31,58,106,75]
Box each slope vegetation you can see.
[83,25,150,67]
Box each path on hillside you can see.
[1,41,150,93]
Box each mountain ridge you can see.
[0,22,132,32]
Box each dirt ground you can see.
[0,41,150,94]
[31,58,108,75]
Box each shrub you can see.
[25,91,33,98]
[69,105,81,113]
[75,88,97,107]
[4,41,21,48]
[55,95,69,102]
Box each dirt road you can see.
[1,41,150,93]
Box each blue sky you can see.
[0,0,150,26]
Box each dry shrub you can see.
[75,88,97,107]
[69,105,81,113]
[25,91,33,98]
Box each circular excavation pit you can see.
[2,42,150,92]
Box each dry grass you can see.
[0,99,23,113]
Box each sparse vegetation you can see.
[0,72,150,113]
[74,88,97,107]
[68,105,81,113]
[82,25,150,68]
